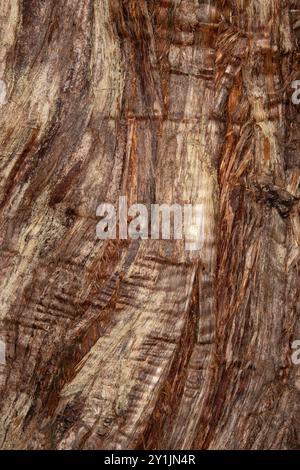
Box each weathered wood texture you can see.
[0,0,300,450]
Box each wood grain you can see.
[0,0,299,450]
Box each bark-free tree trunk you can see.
[0,0,299,450]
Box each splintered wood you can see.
[0,0,299,450]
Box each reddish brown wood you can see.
[0,0,299,450]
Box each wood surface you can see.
[0,0,300,450]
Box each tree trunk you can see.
[0,0,299,450]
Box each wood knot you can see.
[253,179,300,218]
